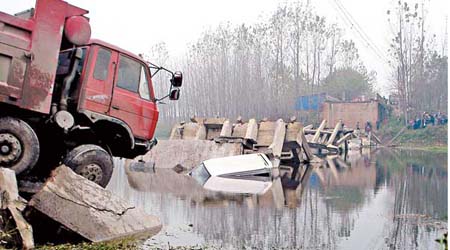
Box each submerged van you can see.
[189,153,274,194]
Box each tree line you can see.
[387,1,448,124]
[148,0,446,125]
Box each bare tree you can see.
[387,0,448,123]
[149,2,375,125]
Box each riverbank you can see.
[391,145,448,153]
[378,120,447,151]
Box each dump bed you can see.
[0,0,90,114]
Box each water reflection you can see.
[107,149,447,249]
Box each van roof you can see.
[203,153,272,177]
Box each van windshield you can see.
[190,163,211,186]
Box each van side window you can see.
[117,55,140,92]
[93,48,111,81]
[138,66,151,100]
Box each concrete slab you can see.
[143,140,243,170]
[28,166,162,243]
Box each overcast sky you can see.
[2,0,448,95]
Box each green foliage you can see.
[395,125,448,147]
[378,117,406,140]
[377,114,448,150]
[378,117,447,148]
[321,67,373,100]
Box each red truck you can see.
[0,0,182,186]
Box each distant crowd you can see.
[408,112,447,130]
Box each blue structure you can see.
[295,93,327,111]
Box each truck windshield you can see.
[56,48,86,76]
[189,163,211,186]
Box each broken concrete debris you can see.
[145,117,354,171]
[142,139,243,170]
[29,166,162,242]
[0,168,34,249]
[1,165,162,249]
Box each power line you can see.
[334,0,390,62]
[328,0,390,66]
[327,0,377,61]
[334,0,388,61]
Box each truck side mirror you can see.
[169,88,180,100]
[171,71,183,87]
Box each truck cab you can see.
[0,0,181,187]
[55,40,177,159]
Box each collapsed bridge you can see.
[143,116,354,170]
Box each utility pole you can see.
[443,15,448,56]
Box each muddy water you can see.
[107,149,447,250]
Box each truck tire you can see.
[0,117,40,174]
[63,144,113,187]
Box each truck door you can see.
[109,54,158,140]
[79,46,117,114]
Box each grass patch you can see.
[36,238,139,250]
[378,118,447,148]
[395,125,448,147]
[35,241,222,250]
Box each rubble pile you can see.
[0,166,161,249]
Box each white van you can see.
[189,153,274,195]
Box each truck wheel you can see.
[0,117,40,174]
[63,144,113,187]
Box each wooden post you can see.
[312,120,327,143]
[327,121,342,145]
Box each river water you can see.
[107,148,447,250]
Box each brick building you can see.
[321,98,388,130]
